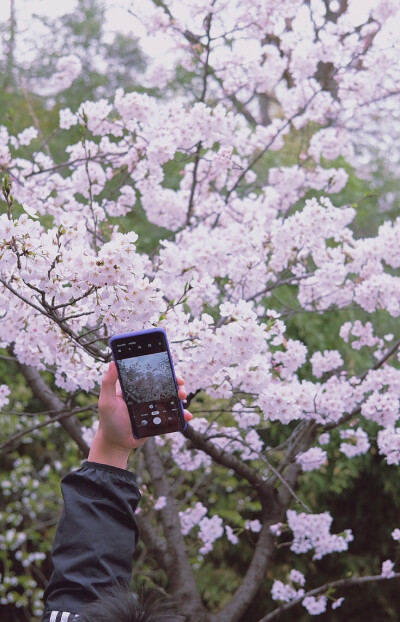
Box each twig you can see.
[323,336,400,432]
[257,572,400,622]
[185,10,214,226]
[17,363,89,455]
[0,406,95,452]
[0,278,106,360]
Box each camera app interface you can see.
[114,333,183,437]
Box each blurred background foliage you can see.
[0,0,399,620]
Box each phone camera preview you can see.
[110,329,185,438]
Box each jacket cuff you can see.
[81,460,139,482]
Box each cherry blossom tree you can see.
[1,0,400,620]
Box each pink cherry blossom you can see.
[245,519,262,533]
[154,496,167,510]
[287,510,353,560]
[391,528,400,541]
[332,596,345,609]
[302,595,327,615]
[198,514,224,554]
[271,580,304,603]
[295,447,327,471]
[179,502,208,535]
[381,559,395,578]
[339,428,370,458]
[377,427,400,465]
[289,569,305,586]
[0,384,10,409]
[311,350,344,379]
[225,525,239,545]
[33,55,82,96]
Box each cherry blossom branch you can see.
[272,422,318,480]
[211,519,277,622]
[256,572,400,622]
[269,337,400,495]
[323,336,400,432]
[186,143,202,226]
[23,150,130,178]
[259,451,311,512]
[142,439,207,621]
[183,425,290,620]
[184,426,270,493]
[19,81,52,158]
[0,405,96,453]
[0,278,106,360]
[189,39,259,125]
[183,420,314,622]
[266,340,399,475]
[183,431,284,622]
[134,512,170,572]
[194,428,311,512]
[146,2,259,126]
[185,9,214,226]
[223,91,321,203]
[81,112,100,252]
[246,271,316,301]
[0,277,54,317]
[359,336,400,381]
[17,363,89,455]
[344,90,400,112]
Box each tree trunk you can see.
[143,440,209,622]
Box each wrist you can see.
[88,428,131,470]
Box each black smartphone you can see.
[109,328,187,439]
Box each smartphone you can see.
[109,328,187,439]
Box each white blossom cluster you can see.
[339,428,370,458]
[295,447,327,471]
[287,510,353,560]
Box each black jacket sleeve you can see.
[41,461,141,622]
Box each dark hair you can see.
[78,585,185,622]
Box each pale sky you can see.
[2,0,155,57]
[3,0,400,64]
[4,0,140,32]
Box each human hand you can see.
[88,362,192,469]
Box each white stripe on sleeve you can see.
[49,608,79,621]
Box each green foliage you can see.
[196,559,242,610]
[0,450,68,620]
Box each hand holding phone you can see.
[109,328,188,439]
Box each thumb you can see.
[99,361,118,403]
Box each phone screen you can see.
[110,330,185,438]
